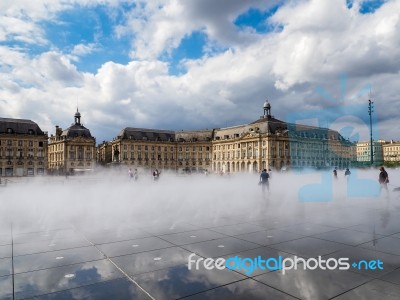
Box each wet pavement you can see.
[1,202,400,300]
[1,174,400,299]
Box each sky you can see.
[0,0,399,143]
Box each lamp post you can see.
[368,99,374,166]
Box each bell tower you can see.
[263,100,271,118]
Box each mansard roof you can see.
[0,117,45,135]
[61,123,93,138]
[118,128,175,141]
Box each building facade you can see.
[109,128,212,171]
[356,140,387,165]
[105,102,355,173]
[0,118,48,176]
[382,141,400,164]
[97,141,112,166]
[212,102,355,172]
[48,110,96,175]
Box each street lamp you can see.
[368,99,374,166]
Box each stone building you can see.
[105,102,355,173]
[97,141,112,166]
[382,141,400,164]
[212,101,355,173]
[109,128,212,171]
[356,140,387,165]
[48,109,96,175]
[0,118,48,176]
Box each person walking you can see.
[259,169,270,195]
[128,168,133,180]
[379,166,389,196]
[333,168,338,179]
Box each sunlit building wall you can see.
[106,102,355,173]
[48,110,96,175]
[0,118,48,176]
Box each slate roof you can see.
[61,124,93,138]
[0,118,45,135]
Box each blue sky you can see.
[29,0,385,75]
[0,0,398,142]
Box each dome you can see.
[74,111,81,118]
[61,124,93,138]
[263,100,271,108]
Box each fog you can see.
[1,167,399,237]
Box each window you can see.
[39,142,44,147]
[78,147,83,160]
[29,141,33,147]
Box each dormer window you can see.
[7,128,13,133]
[28,129,34,135]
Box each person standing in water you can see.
[153,169,161,181]
[259,169,270,195]
[133,169,138,181]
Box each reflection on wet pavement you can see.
[2,173,400,299]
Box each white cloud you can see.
[122,0,279,60]
[0,16,47,44]
[71,43,97,57]
[0,0,399,144]
[270,0,400,89]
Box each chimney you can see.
[56,125,62,137]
